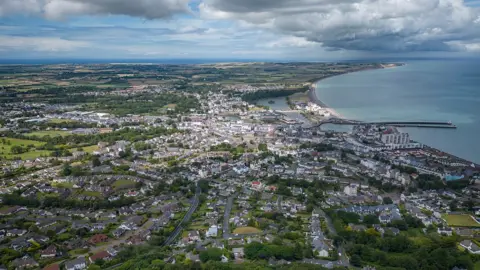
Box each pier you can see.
[311,118,457,129]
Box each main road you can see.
[163,185,201,246]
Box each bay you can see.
[315,60,480,163]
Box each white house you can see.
[206,225,218,238]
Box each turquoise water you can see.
[315,60,480,163]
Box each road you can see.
[223,193,237,239]
[163,185,201,246]
[323,214,349,266]
[276,195,283,213]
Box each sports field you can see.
[443,214,480,227]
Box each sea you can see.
[315,60,480,164]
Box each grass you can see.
[0,137,50,160]
[49,118,76,124]
[475,261,480,270]
[81,145,99,154]
[233,227,262,234]
[113,179,136,189]
[164,104,177,109]
[69,248,89,256]
[52,182,74,189]
[80,191,102,197]
[25,130,71,138]
[443,214,480,227]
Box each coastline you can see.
[307,63,404,119]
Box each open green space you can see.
[113,179,136,189]
[443,214,480,227]
[233,226,262,234]
[26,130,71,138]
[0,137,50,160]
[79,145,99,153]
[48,118,76,124]
[80,191,102,197]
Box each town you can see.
[0,62,479,270]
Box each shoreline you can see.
[307,63,404,119]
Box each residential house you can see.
[88,234,109,245]
[437,227,453,236]
[206,225,218,238]
[460,240,480,254]
[40,245,57,259]
[64,257,87,270]
[11,256,38,270]
[232,247,244,260]
[89,251,111,263]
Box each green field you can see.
[443,214,480,227]
[81,145,99,153]
[0,137,50,160]
[233,227,262,234]
[80,191,102,197]
[26,130,71,137]
[113,179,136,189]
[49,118,76,124]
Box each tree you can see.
[449,201,458,211]
[383,197,393,204]
[363,215,380,225]
[350,254,362,267]
[258,144,268,152]
[92,155,101,167]
[60,164,72,176]
[199,248,223,263]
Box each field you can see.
[113,179,136,189]
[443,214,480,227]
[0,137,50,160]
[233,227,262,234]
[25,130,71,137]
[80,145,99,154]
[48,118,76,124]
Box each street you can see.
[163,185,201,246]
[223,193,237,239]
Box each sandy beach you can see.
[307,82,344,119]
[306,64,404,119]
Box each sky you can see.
[0,0,479,60]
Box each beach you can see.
[307,63,403,120]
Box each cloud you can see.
[200,0,480,52]
[0,0,42,16]
[0,36,89,52]
[0,0,190,19]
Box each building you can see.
[88,234,109,245]
[344,184,358,196]
[381,129,410,146]
[206,225,218,238]
[89,251,111,263]
[460,240,480,254]
[64,257,87,270]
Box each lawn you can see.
[26,130,71,138]
[49,118,76,124]
[443,214,480,227]
[233,227,262,234]
[0,137,50,160]
[113,179,136,190]
[81,145,99,154]
[80,191,102,197]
